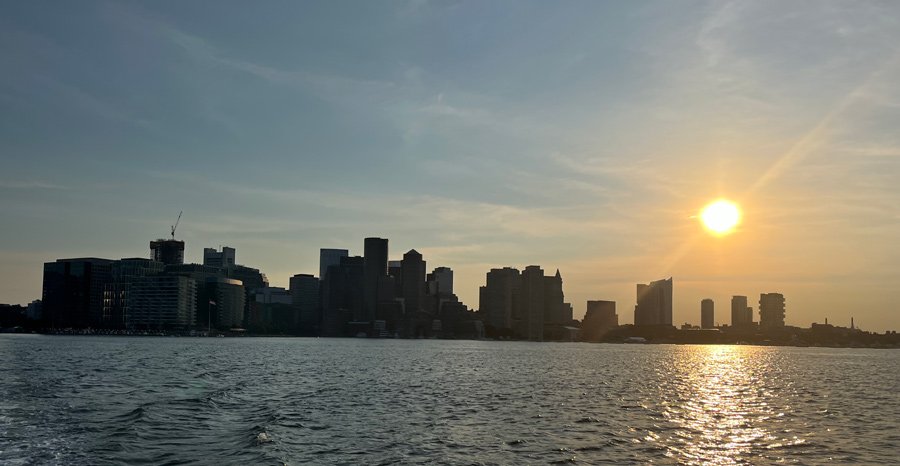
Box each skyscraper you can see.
[731,295,753,327]
[517,265,546,341]
[701,298,714,329]
[759,293,786,328]
[363,238,388,322]
[321,255,365,335]
[634,277,673,326]
[319,248,349,280]
[290,274,320,332]
[544,269,569,325]
[401,249,426,314]
[427,267,454,295]
[479,267,520,331]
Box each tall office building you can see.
[388,260,403,297]
[583,300,618,341]
[319,248,349,280]
[701,298,715,329]
[321,255,365,335]
[731,295,753,327]
[517,265,547,341]
[544,270,569,325]
[363,238,388,322]
[759,293,786,328]
[150,239,185,265]
[427,267,454,295]
[42,258,113,328]
[290,274,320,331]
[634,277,673,326]
[479,267,520,331]
[203,247,236,268]
[401,250,426,314]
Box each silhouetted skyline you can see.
[2,2,900,331]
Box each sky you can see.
[2,1,899,331]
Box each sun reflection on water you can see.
[659,345,803,465]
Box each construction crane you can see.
[170,211,182,240]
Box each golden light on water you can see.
[700,200,741,236]
[662,345,803,465]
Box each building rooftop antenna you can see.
[171,211,182,240]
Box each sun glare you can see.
[700,200,741,235]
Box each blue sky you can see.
[2,1,900,330]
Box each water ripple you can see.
[1,336,898,465]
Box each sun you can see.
[700,200,741,235]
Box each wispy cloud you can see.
[0,180,69,190]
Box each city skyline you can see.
[20,232,876,333]
[2,2,900,331]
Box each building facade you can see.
[701,298,715,329]
[427,267,454,295]
[319,248,349,280]
[759,293,786,328]
[583,300,618,341]
[479,267,520,332]
[150,239,185,265]
[401,249,426,314]
[290,274,320,332]
[363,238,388,323]
[634,277,673,327]
[128,274,197,330]
[103,258,165,328]
[731,295,753,327]
[207,277,245,329]
[42,258,113,328]
[203,246,236,268]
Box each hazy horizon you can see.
[2,1,899,331]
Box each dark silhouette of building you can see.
[516,266,547,341]
[249,286,292,333]
[223,264,267,328]
[401,249,426,314]
[363,238,388,323]
[759,293,786,328]
[163,263,225,330]
[290,273,320,333]
[322,255,365,336]
[583,300,618,341]
[150,239,185,265]
[203,246,235,268]
[701,298,714,329]
[320,249,350,320]
[388,260,403,297]
[103,258,165,328]
[544,270,571,325]
[128,274,197,330]
[319,248,349,281]
[634,277,673,327]
[206,277,245,329]
[42,258,113,328]
[731,295,753,327]
[479,267,520,333]
[427,267,453,295]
